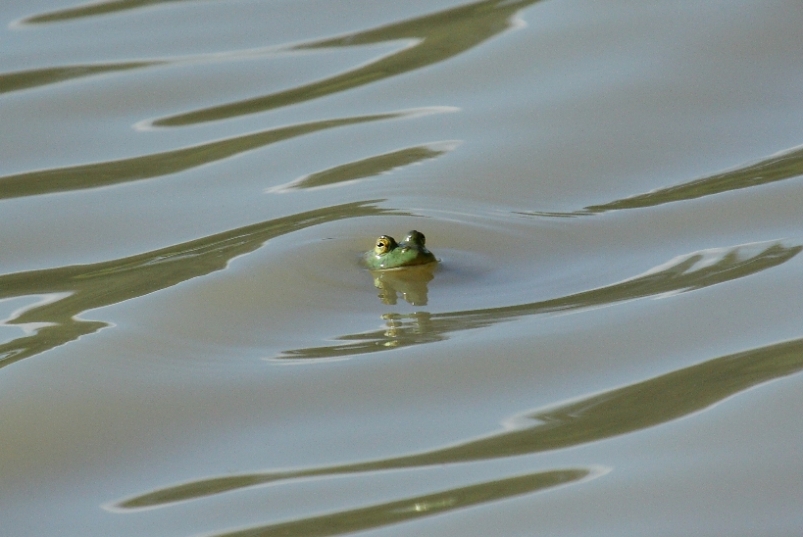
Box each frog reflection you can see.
[380,311,434,346]
[371,264,436,305]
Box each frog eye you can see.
[374,238,390,253]
[374,236,397,254]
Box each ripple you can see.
[277,239,801,360]
[267,140,462,193]
[149,0,545,127]
[0,201,405,370]
[16,0,203,25]
[0,62,163,95]
[0,108,443,200]
[520,142,803,217]
[114,333,803,509]
[200,468,594,537]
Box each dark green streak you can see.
[154,0,543,126]
[524,144,803,217]
[0,62,160,94]
[211,469,588,537]
[118,334,803,509]
[587,145,803,213]
[283,143,452,190]
[0,201,404,370]
[0,112,400,200]
[20,0,207,24]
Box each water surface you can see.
[2,1,803,535]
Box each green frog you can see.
[363,230,437,270]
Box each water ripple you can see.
[114,335,803,509]
[278,240,801,360]
[17,0,204,25]
[0,61,163,94]
[0,201,405,370]
[521,143,803,217]
[150,0,543,127]
[0,108,443,200]
[201,469,594,537]
[268,140,461,193]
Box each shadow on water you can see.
[205,468,591,537]
[0,201,404,370]
[151,0,544,127]
[522,143,803,217]
[116,334,803,510]
[0,109,436,200]
[280,241,800,359]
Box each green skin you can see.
[363,230,437,270]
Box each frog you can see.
[363,230,437,270]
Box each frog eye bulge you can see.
[363,231,435,270]
[374,236,395,255]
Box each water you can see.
[2,1,803,535]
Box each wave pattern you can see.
[116,335,803,509]
[0,109,437,199]
[5,1,803,535]
[151,0,543,126]
[204,469,593,537]
[0,201,404,370]
[522,144,803,217]
[279,241,801,359]
[19,0,204,25]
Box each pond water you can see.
[2,1,803,535]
